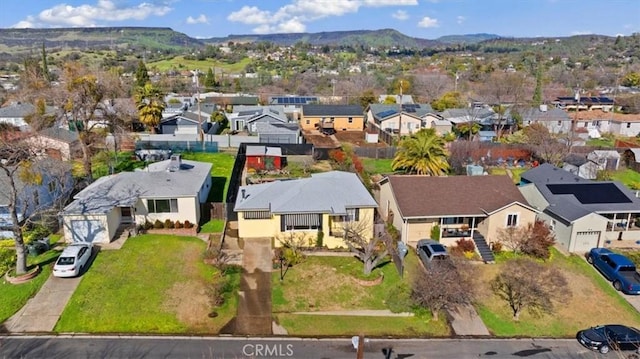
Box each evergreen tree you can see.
[135,60,150,88]
[532,65,543,106]
[41,42,50,83]
[204,68,216,89]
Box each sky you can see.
[0,0,639,40]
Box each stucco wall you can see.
[142,196,199,224]
[300,115,364,131]
[481,203,537,245]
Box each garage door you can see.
[575,231,601,252]
[70,220,107,243]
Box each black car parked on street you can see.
[577,324,640,354]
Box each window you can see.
[345,208,359,222]
[627,122,632,128]
[48,181,57,193]
[583,122,588,127]
[306,119,310,125]
[282,213,321,231]
[348,117,353,123]
[557,120,562,126]
[244,211,271,220]
[33,191,39,206]
[506,214,519,227]
[148,199,178,213]
[443,217,464,224]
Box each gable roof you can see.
[520,164,640,222]
[234,171,377,215]
[39,127,79,143]
[519,107,570,122]
[383,175,531,218]
[0,102,54,118]
[255,122,299,134]
[302,104,364,117]
[62,159,212,215]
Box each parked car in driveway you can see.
[577,324,640,354]
[53,243,93,278]
[587,248,640,295]
[416,239,449,268]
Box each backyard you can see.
[55,234,239,334]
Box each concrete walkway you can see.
[293,310,413,317]
[4,275,81,332]
[447,305,491,336]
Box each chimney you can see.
[241,189,246,199]
[167,154,182,172]
[539,104,548,112]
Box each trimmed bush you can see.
[153,220,164,229]
[163,219,174,229]
[316,231,324,248]
[184,220,194,229]
[174,221,184,229]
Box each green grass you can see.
[611,169,640,189]
[488,167,528,184]
[200,219,225,233]
[55,235,235,333]
[586,137,616,148]
[148,56,252,73]
[362,158,394,174]
[180,152,235,202]
[0,249,60,323]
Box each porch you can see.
[440,217,481,239]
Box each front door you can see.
[121,207,133,224]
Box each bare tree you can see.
[497,220,556,259]
[491,258,569,321]
[523,123,568,166]
[274,232,312,281]
[0,131,74,275]
[479,72,532,138]
[411,258,476,321]
[413,72,453,103]
[343,216,389,276]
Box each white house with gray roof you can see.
[61,155,212,244]
[366,103,446,135]
[0,102,56,130]
[518,163,640,253]
[234,171,377,248]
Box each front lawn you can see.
[56,235,238,334]
[0,246,61,324]
[475,249,640,337]
[272,252,450,336]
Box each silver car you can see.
[53,243,93,278]
[416,239,449,268]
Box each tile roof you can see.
[234,171,377,214]
[384,175,530,218]
[572,109,640,122]
[302,104,364,117]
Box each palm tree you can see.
[134,83,165,133]
[392,128,450,175]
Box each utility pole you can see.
[397,80,403,141]
[569,87,580,153]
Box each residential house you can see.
[377,94,415,104]
[199,94,259,112]
[562,154,600,180]
[519,105,572,134]
[234,171,378,249]
[268,96,318,121]
[228,105,289,133]
[552,96,615,112]
[246,145,284,171]
[301,105,364,132]
[477,130,497,142]
[0,160,73,239]
[587,150,620,172]
[623,148,640,172]
[377,175,537,251]
[28,127,82,161]
[439,107,495,128]
[0,102,56,130]
[255,122,300,144]
[518,164,640,253]
[60,155,212,243]
[366,103,446,136]
[608,113,640,137]
[159,112,215,136]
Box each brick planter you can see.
[5,265,41,284]
[145,227,198,236]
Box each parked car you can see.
[577,324,640,354]
[587,248,640,295]
[416,239,449,268]
[53,243,93,278]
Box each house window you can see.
[550,219,556,231]
[148,199,178,213]
[345,208,360,222]
[281,213,321,231]
[627,122,632,128]
[244,211,271,220]
[506,213,519,227]
[557,120,562,126]
[443,217,464,224]
[33,191,39,206]
[48,181,57,194]
[348,117,353,123]
[583,122,588,127]
[306,119,310,125]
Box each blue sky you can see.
[0,0,638,39]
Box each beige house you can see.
[300,104,364,132]
[61,155,212,243]
[234,171,377,248]
[377,175,537,259]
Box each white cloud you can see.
[186,14,209,25]
[12,0,172,28]
[456,15,466,24]
[418,16,439,28]
[392,10,409,21]
[570,30,593,35]
[228,0,417,34]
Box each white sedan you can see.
[53,243,93,278]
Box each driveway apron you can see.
[4,275,81,332]
[234,237,273,335]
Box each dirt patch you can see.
[335,131,387,148]
[302,131,340,148]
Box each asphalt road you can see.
[0,336,620,359]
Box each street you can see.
[0,336,615,359]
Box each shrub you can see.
[163,219,174,229]
[491,241,503,254]
[0,239,15,248]
[0,248,16,275]
[144,221,154,230]
[153,219,164,229]
[174,221,184,229]
[316,231,324,248]
[450,238,475,256]
[184,220,194,229]
[23,224,51,243]
[430,225,441,241]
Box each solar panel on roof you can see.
[377,109,397,118]
[547,183,632,204]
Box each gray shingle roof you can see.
[234,171,377,214]
[39,127,79,143]
[520,107,570,122]
[62,159,212,215]
[368,103,437,121]
[255,122,299,134]
[303,105,364,117]
[520,164,640,223]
